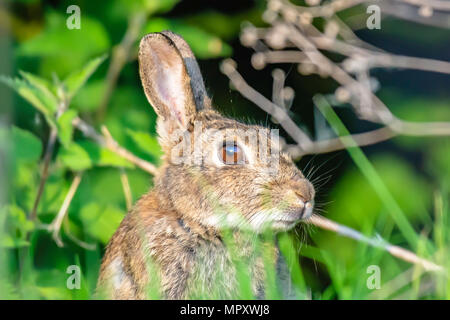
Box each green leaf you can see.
[111,0,179,18]
[56,109,78,147]
[0,236,30,248]
[58,141,135,171]
[11,126,43,163]
[63,54,107,101]
[37,286,72,300]
[18,12,110,77]
[0,76,57,127]
[71,80,106,112]
[38,173,69,216]
[57,142,93,171]
[125,129,162,162]
[185,9,264,40]
[19,70,58,104]
[79,203,124,244]
[0,205,34,248]
[145,0,179,14]
[143,18,232,58]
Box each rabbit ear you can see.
[138,32,200,135]
[160,31,212,111]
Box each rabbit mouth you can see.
[276,210,302,223]
[273,205,313,226]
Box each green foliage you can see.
[1,0,448,301]
[71,80,106,112]
[0,0,247,300]
[80,203,124,244]
[63,54,107,101]
[311,95,450,299]
[10,126,43,163]
[326,155,431,230]
[56,109,78,147]
[315,95,424,249]
[0,75,57,127]
[126,129,162,163]
[112,0,180,17]
[1,205,34,248]
[58,140,135,171]
[144,18,232,58]
[18,12,110,77]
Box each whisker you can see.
[307,152,342,183]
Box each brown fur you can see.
[97,31,315,299]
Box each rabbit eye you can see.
[220,142,245,165]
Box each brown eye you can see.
[220,142,244,165]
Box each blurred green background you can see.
[0,0,449,299]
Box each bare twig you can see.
[222,60,450,158]
[398,0,450,11]
[379,2,450,28]
[120,168,133,211]
[29,130,57,220]
[281,0,450,15]
[282,0,368,18]
[286,126,395,158]
[48,172,83,247]
[96,12,146,121]
[30,100,67,220]
[62,217,97,251]
[225,0,450,158]
[306,214,444,273]
[101,125,158,175]
[72,117,158,175]
[221,59,314,151]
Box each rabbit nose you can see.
[295,199,313,219]
[302,200,314,218]
[293,191,314,218]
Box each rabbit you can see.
[96,31,315,300]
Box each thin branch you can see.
[96,12,146,121]
[62,216,97,251]
[287,126,395,158]
[72,117,158,175]
[262,3,450,126]
[101,125,158,175]
[226,10,450,158]
[120,168,133,211]
[306,214,445,273]
[221,61,450,158]
[282,0,450,16]
[29,130,57,220]
[282,0,368,18]
[262,51,308,64]
[398,0,450,11]
[380,2,450,28]
[306,33,450,75]
[48,172,83,247]
[221,59,314,151]
[30,100,67,220]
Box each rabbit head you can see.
[138,31,315,232]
